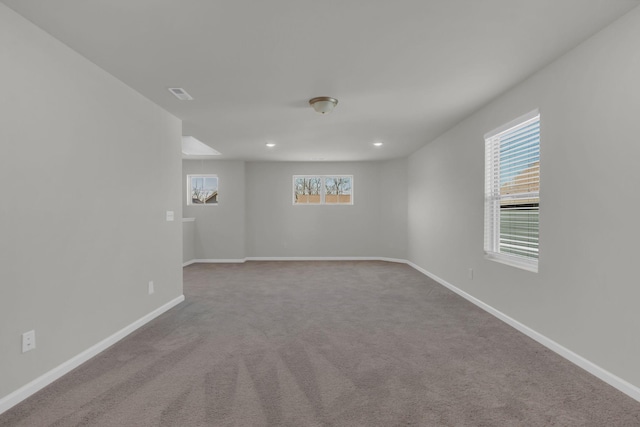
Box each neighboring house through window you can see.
[484,110,540,272]
[187,174,218,205]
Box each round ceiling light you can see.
[373,142,383,147]
[265,142,276,147]
[309,97,338,114]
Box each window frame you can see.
[187,174,219,206]
[484,109,540,273]
[292,175,354,206]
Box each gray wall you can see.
[407,7,640,389]
[183,220,196,264]
[0,5,183,399]
[182,159,407,261]
[245,160,408,258]
[183,160,246,260]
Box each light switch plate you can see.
[166,211,174,222]
[22,330,36,353]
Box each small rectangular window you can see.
[484,110,540,272]
[293,176,322,204]
[187,174,218,205]
[293,175,353,205]
[324,176,352,204]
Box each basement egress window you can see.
[293,175,353,205]
[187,175,218,205]
[484,110,540,272]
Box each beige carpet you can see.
[1,261,639,426]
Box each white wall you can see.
[245,160,407,258]
[183,160,246,260]
[408,6,640,389]
[0,4,183,400]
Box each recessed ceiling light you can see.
[168,87,194,101]
[265,142,276,148]
[373,142,383,147]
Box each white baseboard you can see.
[184,256,408,264]
[11,257,634,413]
[188,257,640,402]
[246,256,399,262]
[405,261,640,403]
[0,295,185,415]
[187,258,246,264]
[376,257,408,264]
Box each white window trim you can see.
[485,252,538,273]
[484,109,540,140]
[187,174,219,206]
[292,175,354,205]
[484,109,540,273]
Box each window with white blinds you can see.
[484,110,540,272]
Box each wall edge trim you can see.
[405,260,640,403]
[184,257,408,263]
[245,256,406,262]
[0,295,185,415]
[6,257,637,415]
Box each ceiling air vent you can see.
[168,87,194,101]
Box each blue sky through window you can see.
[499,120,540,186]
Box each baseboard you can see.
[245,256,402,262]
[187,258,246,264]
[184,256,408,264]
[159,258,640,402]
[0,295,185,415]
[405,261,640,403]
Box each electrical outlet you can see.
[148,281,155,295]
[22,330,36,353]
[468,268,474,280]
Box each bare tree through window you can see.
[188,175,218,205]
[325,177,352,204]
[293,175,353,205]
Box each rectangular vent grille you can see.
[168,88,194,101]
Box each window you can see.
[293,175,353,205]
[484,110,540,272]
[187,174,218,205]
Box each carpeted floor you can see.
[1,261,639,426]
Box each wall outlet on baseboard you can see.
[148,281,154,295]
[468,268,474,280]
[22,330,36,353]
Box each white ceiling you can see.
[3,0,638,161]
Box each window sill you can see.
[485,253,538,273]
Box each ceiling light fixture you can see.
[373,142,383,147]
[265,142,276,147]
[309,97,338,114]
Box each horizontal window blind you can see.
[485,111,540,270]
